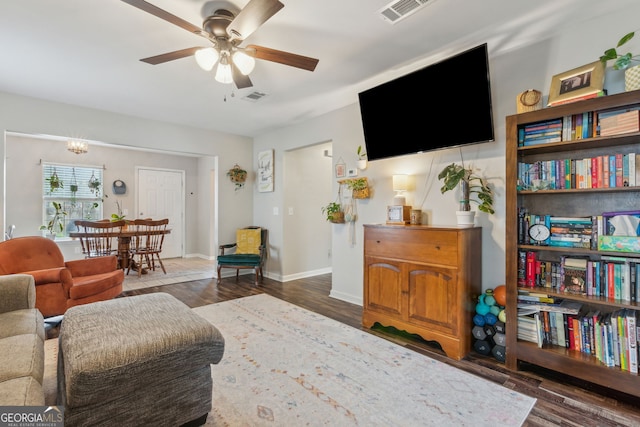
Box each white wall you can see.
[0,92,254,260]
[254,5,640,305]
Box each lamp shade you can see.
[392,174,408,192]
[195,48,219,71]
[215,61,233,84]
[232,51,255,75]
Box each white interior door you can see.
[137,167,184,258]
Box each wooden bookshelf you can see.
[505,89,640,398]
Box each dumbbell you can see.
[494,321,506,334]
[491,345,506,362]
[493,332,506,347]
[472,325,487,340]
[474,339,492,356]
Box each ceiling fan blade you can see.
[227,0,284,41]
[232,64,253,89]
[121,0,205,36]
[246,45,319,71]
[140,47,203,65]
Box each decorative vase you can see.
[625,65,640,92]
[455,210,475,227]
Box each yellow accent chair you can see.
[217,227,267,286]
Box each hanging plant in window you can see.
[88,172,101,197]
[227,164,247,190]
[46,169,63,194]
[70,168,79,204]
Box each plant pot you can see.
[329,212,345,224]
[455,210,475,227]
[625,65,640,92]
[352,187,370,199]
[357,159,368,170]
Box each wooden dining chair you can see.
[127,218,169,277]
[74,220,126,261]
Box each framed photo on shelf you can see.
[547,60,605,106]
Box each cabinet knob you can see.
[435,245,440,250]
[376,240,381,243]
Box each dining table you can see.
[69,227,171,272]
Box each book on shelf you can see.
[548,90,606,107]
[599,109,640,136]
[516,298,582,315]
[561,257,588,295]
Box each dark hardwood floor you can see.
[123,274,640,426]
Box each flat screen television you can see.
[357,43,494,161]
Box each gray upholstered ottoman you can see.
[57,293,225,426]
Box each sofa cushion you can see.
[0,308,45,340]
[0,334,44,384]
[0,376,44,406]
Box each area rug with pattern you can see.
[193,294,535,426]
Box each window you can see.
[42,164,103,237]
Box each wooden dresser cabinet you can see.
[362,224,482,360]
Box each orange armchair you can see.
[0,236,124,317]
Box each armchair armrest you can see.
[0,274,36,313]
[219,243,237,256]
[22,267,71,286]
[65,255,118,277]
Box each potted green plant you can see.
[357,145,368,170]
[46,171,63,194]
[321,202,344,223]
[438,162,494,226]
[345,177,370,199]
[600,31,640,91]
[88,173,101,196]
[227,164,247,190]
[40,201,67,239]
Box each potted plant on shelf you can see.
[40,201,67,239]
[438,162,494,226]
[600,30,640,91]
[357,145,368,170]
[321,202,344,223]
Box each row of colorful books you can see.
[517,212,595,249]
[518,252,640,302]
[517,103,640,147]
[517,153,638,190]
[518,307,638,374]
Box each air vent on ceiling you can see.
[242,91,268,102]
[378,0,432,24]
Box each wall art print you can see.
[258,149,274,192]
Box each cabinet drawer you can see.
[364,227,458,266]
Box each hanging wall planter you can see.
[341,177,370,199]
[227,164,247,190]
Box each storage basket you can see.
[516,89,542,113]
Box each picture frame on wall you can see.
[258,149,274,192]
[335,159,346,178]
[547,60,605,106]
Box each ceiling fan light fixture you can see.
[215,58,233,84]
[232,51,256,75]
[195,47,219,71]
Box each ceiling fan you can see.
[120,0,319,89]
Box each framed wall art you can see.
[258,149,274,192]
[335,157,346,178]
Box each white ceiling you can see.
[0,0,633,137]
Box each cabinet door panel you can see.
[407,264,457,334]
[365,258,403,316]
